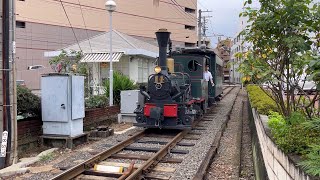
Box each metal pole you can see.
[198,9,201,47]
[109,11,113,106]
[1,0,12,168]
[11,0,18,164]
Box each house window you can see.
[185,25,195,30]
[16,21,26,28]
[185,7,196,14]
[138,59,149,83]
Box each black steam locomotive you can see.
[134,29,223,129]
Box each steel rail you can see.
[50,130,146,180]
[124,130,189,180]
[223,87,235,97]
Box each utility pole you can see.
[198,9,202,47]
[11,0,18,164]
[202,16,211,45]
[199,10,212,46]
[0,0,14,169]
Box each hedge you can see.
[246,84,278,115]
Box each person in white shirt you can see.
[203,65,215,87]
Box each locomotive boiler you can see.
[134,29,203,129]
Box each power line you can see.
[47,0,196,26]
[59,0,82,51]
[77,0,92,53]
[170,0,197,21]
[198,0,207,9]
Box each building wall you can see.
[90,55,155,95]
[230,15,250,84]
[215,39,232,83]
[230,34,242,84]
[15,0,197,90]
[16,0,197,44]
[16,22,102,89]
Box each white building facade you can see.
[230,15,250,84]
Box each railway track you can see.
[50,86,236,180]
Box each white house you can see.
[45,30,159,95]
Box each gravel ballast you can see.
[15,127,145,179]
[204,89,255,180]
[13,87,242,180]
[169,87,241,180]
[205,89,246,179]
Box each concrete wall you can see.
[251,108,312,180]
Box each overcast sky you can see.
[199,0,319,46]
[198,0,245,45]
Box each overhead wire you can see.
[17,0,199,51]
[43,0,195,26]
[169,0,197,21]
[77,0,92,53]
[59,0,82,51]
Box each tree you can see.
[238,0,320,118]
[49,50,88,75]
[49,50,90,96]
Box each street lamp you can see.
[105,0,116,106]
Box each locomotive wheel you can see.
[193,104,203,118]
[182,116,192,125]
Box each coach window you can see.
[188,60,199,72]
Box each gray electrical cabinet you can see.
[41,74,85,137]
[118,90,144,123]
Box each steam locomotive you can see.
[134,29,223,129]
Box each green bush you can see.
[303,118,320,131]
[103,71,137,105]
[85,95,108,109]
[299,145,320,176]
[246,85,278,115]
[268,112,320,154]
[17,85,41,117]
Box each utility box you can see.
[41,74,85,137]
[118,90,144,123]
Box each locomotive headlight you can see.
[154,66,162,74]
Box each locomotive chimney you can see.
[156,29,171,72]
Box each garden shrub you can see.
[103,71,138,105]
[246,85,278,115]
[303,118,320,131]
[17,85,41,117]
[85,95,108,109]
[268,112,320,154]
[299,145,320,176]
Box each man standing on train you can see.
[203,64,215,87]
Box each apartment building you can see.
[15,0,198,89]
[230,15,250,84]
[215,39,232,83]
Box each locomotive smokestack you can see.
[156,29,171,70]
